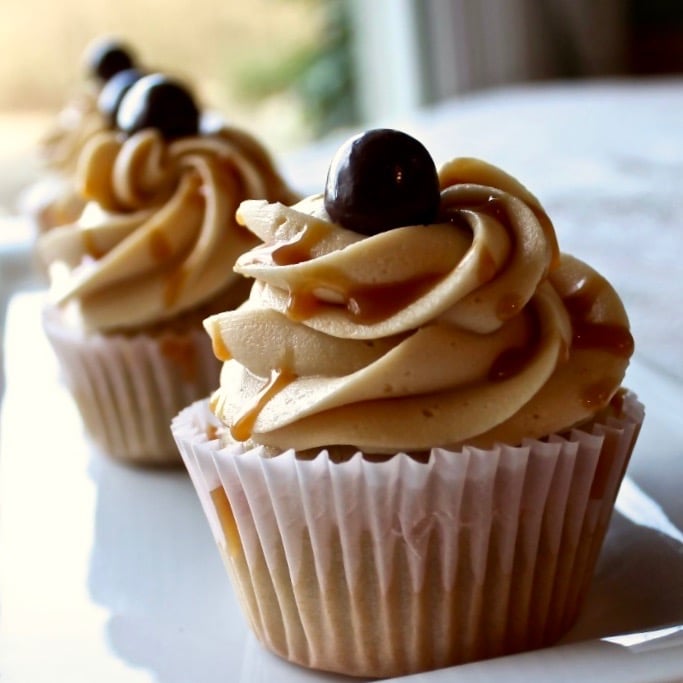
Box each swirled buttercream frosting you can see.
[41,36,137,174]
[39,125,298,332]
[206,151,634,454]
[41,89,106,175]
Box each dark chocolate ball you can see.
[97,68,145,127]
[324,129,440,235]
[116,73,200,140]
[84,37,136,83]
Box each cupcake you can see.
[40,72,298,465]
[171,129,643,675]
[21,36,139,235]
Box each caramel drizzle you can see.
[82,230,105,260]
[488,306,541,382]
[488,346,535,382]
[230,368,296,442]
[241,219,331,270]
[572,321,634,358]
[488,270,634,386]
[149,228,172,262]
[443,196,508,237]
[581,378,619,410]
[563,277,634,358]
[210,487,243,557]
[445,198,529,324]
[271,220,330,266]
[285,271,446,324]
[496,293,524,321]
[442,190,560,270]
[248,217,450,324]
[211,333,231,362]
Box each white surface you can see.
[0,214,39,404]
[1,294,683,683]
[3,79,683,681]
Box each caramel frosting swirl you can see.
[39,125,298,332]
[206,158,633,453]
[41,89,106,175]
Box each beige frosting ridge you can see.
[39,125,298,332]
[40,89,106,175]
[206,157,633,453]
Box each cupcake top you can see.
[39,73,298,333]
[40,37,138,175]
[205,129,634,454]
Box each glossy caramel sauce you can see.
[480,196,507,223]
[209,391,219,414]
[149,228,172,262]
[210,487,243,557]
[496,293,524,321]
[563,276,634,358]
[82,230,105,260]
[572,321,634,358]
[488,308,539,382]
[240,219,330,270]
[285,288,322,322]
[563,276,595,318]
[440,179,560,270]
[272,220,331,266]
[442,195,507,229]
[285,270,446,324]
[444,197,525,323]
[211,332,231,362]
[247,214,453,324]
[488,346,535,382]
[346,272,446,324]
[581,377,619,410]
[230,368,296,442]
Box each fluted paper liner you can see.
[43,304,220,465]
[172,392,643,678]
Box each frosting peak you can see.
[206,156,633,454]
[39,125,298,332]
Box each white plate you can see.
[1,291,682,683]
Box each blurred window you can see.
[0,0,356,213]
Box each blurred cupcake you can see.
[20,36,140,235]
[40,73,298,465]
[172,129,643,675]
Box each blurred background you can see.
[1,0,682,215]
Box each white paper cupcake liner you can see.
[44,305,221,465]
[171,392,644,678]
